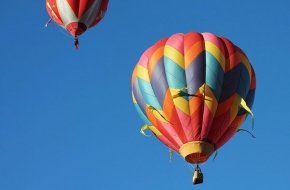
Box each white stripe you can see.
[57,0,78,27]
[56,0,103,28]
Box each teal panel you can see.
[164,57,187,89]
[134,103,152,126]
[205,52,224,99]
[137,78,162,110]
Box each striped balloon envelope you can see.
[45,0,109,48]
[131,32,256,167]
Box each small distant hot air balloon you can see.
[45,0,109,49]
[131,32,256,184]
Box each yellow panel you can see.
[164,45,185,69]
[148,126,163,136]
[136,64,150,82]
[205,41,225,71]
[132,91,137,103]
[230,94,254,125]
[140,125,163,136]
[203,85,218,115]
[239,53,252,82]
[148,106,170,123]
[234,94,253,116]
[169,88,190,115]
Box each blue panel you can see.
[205,52,224,99]
[164,57,187,89]
[137,78,162,110]
[236,64,250,99]
[134,103,152,125]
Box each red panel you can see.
[200,105,214,140]
[190,104,204,140]
[169,107,188,144]
[220,37,241,72]
[175,107,193,141]
[207,111,230,143]
[137,46,152,68]
[215,126,236,149]
[184,32,205,54]
[215,114,246,149]
[46,0,64,25]
[220,37,236,58]
[66,0,95,18]
[166,34,184,54]
[215,94,235,117]
[249,66,256,90]
[156,135,179,152]
[235,46,248,59]
[156,122,181,149]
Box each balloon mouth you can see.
[179,141,215,164]
[66,22,87,37]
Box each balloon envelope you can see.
[131,32,256,164]
[46,0,109,37]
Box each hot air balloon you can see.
[45,0,109,49]
[131,32,256,184]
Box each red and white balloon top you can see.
[46,0,109,48]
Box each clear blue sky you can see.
[1,0,290,189]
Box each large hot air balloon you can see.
[45,0,109,48]
[131,32,256,184]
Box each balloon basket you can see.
[193,165,203,185]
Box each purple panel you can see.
[133,79,147,115]
[238,88,255,115]
[150,57,168,107]
[219,63,242,102]
[185,52,206,99]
